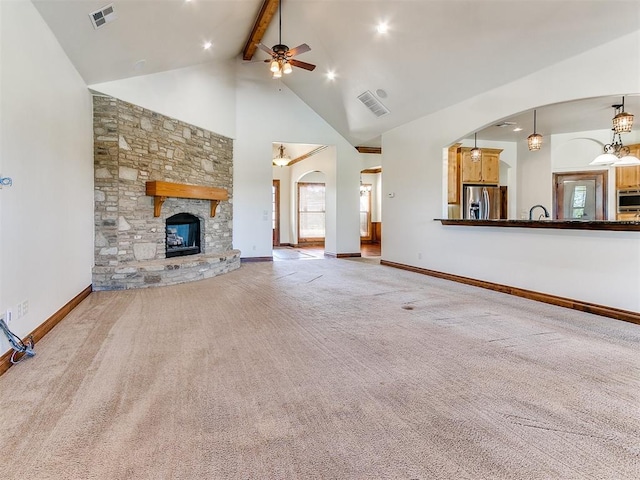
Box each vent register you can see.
[89,3,117,29]
[358,91,390,117]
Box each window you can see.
[571,185,587,219]
[360,188,372,240]
[298,182,325,242]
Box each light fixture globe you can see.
[273,145,290,167]
[612,97,634,134]
[527,109,542,151]
[282,62,293,75]
[589,152,617,166]
[613,111,634,134]
[612,155,640,166]
[527,133,542,151]
[470,132,481,162]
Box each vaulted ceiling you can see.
[32,0,640,147]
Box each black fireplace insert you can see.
[166,213,201,258]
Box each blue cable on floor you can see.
[0,318,35,365]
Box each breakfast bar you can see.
[436,219,640,231]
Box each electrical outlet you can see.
[5,309,12,324]
[22,300,29,316]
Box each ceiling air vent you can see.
[89,4,117,30]
[495,121,517,128]
[358,90,390,117]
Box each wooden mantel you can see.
[145,181,229,217]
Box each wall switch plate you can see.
[5,309,12,324]
[22,300,29,316]
[16,303,22,319]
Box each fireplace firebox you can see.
[166,213,201,258]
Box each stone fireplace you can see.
[92,95,240,290]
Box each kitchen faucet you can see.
[529,204,550,220]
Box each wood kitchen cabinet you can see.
[616,165,640,189]
[460,147,501,184]
[615,144,640,189]
[447,144,461,204]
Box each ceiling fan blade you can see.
[287,43,311,57]
[256,43,274,56]
[289,59,316,72]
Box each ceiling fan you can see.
[256,0,316,78]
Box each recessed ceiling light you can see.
[513,127,523,132]
[376,22,389,34]
[203,41,212,50]
[326,71,336,81]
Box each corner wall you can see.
[0,0,94,355]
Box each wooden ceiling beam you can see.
[355,146,382,154]
[242,0,280,61]
[287,145,328,166]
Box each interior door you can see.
[272,180,280,246]
[553,171,607,220]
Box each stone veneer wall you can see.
[92,95,239,289]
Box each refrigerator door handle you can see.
[482,188,490,220]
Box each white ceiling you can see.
[32,0,640,147]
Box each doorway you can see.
[553,171,607,220]
[272,180,280,246]
[360,167,381,257]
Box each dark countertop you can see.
[435,219,640,231]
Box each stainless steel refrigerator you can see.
[463,185,504,219]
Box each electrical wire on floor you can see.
[0,318,35,365]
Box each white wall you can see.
[0,0,94,355]
[272,165,292,244]
[382,30,640,312]
[517,139,553,219]
[234,66,361,258]
[89,61,237,140]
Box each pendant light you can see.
[273,145,290,167]
[612,96,634,134]
[527,109,542,151]
[590,104,640,166]
[470,133,482,162]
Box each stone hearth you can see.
[92,95,240,290]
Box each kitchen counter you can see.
[436,219,640,231]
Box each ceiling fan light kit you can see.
[258,0,316,79]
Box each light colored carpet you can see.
[1,258,639,479]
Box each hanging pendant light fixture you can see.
[591,103,640,166]
[272,144,290,167]
[527,109,543,151]
[590,131,640,166]
[470,133,482,162]
[612,96,634,134]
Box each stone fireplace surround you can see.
[92,95,240,290]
